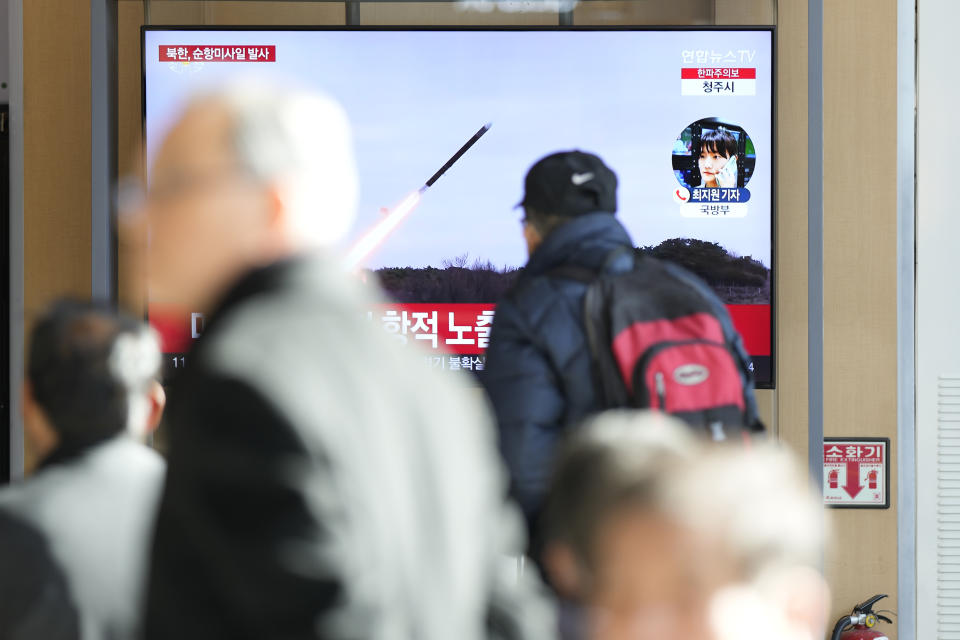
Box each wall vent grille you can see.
[939,376,960,638]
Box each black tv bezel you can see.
[140,25,777,390]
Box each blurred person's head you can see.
[541,411,828,640]
[125,84,358,312]
[662,444,829,640]
[519,151,617,257]
[541,411,705,640]
[24,300,165,462]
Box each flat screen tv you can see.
[143,27,775,387]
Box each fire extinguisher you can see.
[868,469,878,489]
[828,469,839,489]
[830,594,893,640]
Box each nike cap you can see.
[518,150,618,218]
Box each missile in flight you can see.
[422,122,492,191]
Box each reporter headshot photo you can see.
[698,128,738,188]
[672,118,756,192]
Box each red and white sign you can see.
[159,45,276,63]
[681,67,756,96]
[149,302,772,359]
[823,439,889,508]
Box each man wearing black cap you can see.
[482,150,635,537]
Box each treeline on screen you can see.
[374,238,770,305]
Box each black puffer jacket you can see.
[482,213,635,522]
[483,213,762,528]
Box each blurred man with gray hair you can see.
[0,300,167,640]
[541,411,829,640]
[126,86,552,640]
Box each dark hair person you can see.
[0,299,166,640]
[26,299,162,456]
[698,128,738,188]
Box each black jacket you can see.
[0,511,79,640]
[482,213,635,522]
[482,213,761,526]
[145,256,554,640]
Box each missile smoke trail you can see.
[344,123,492,270]
[344,189,423,269]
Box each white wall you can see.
[916,0,960,637]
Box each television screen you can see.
[143,27,775,387]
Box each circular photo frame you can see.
[671,118,757,190]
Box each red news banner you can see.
[159,45,276,63]
[679,67,757,80]
[151,303,772,358]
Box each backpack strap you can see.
[540,249,632,408]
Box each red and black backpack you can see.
[552,250,763,441]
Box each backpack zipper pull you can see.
[655,371,666,410]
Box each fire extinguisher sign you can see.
[823,438,890,509]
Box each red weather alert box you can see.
[823,438,889,509]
